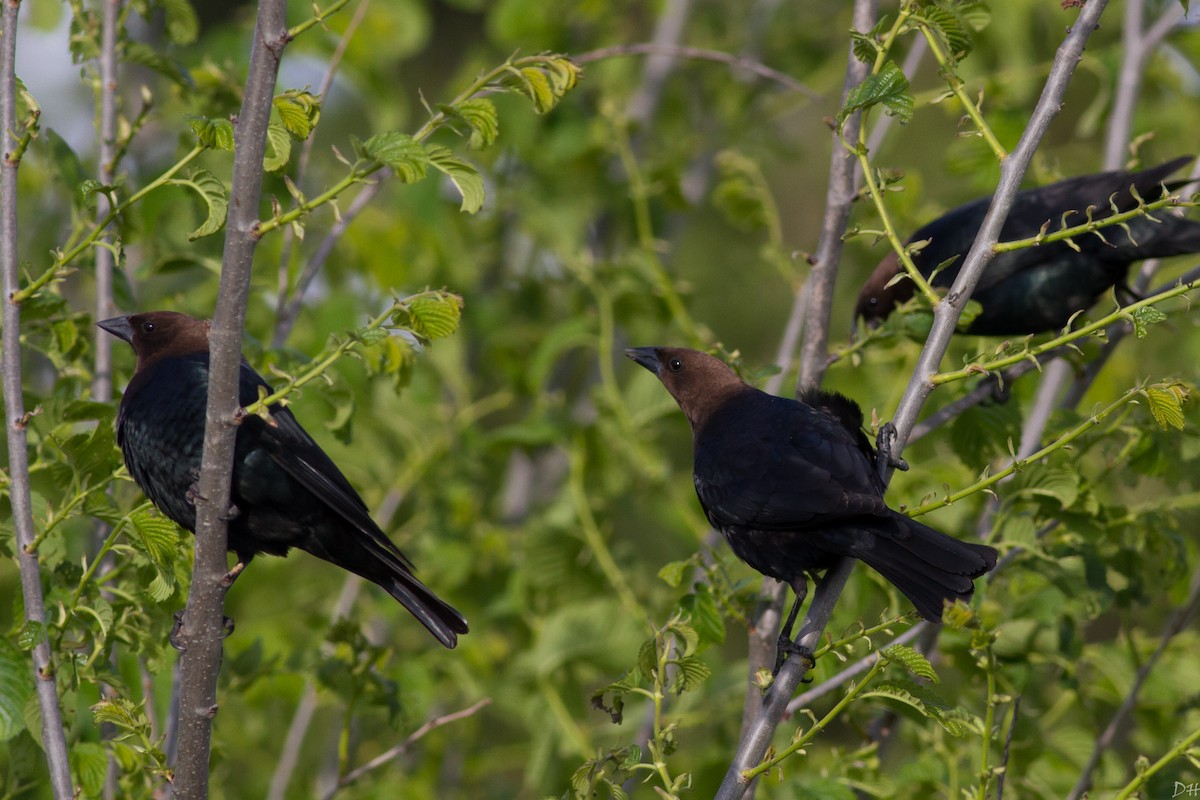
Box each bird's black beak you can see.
[625,347,662,375]
[96,315,135,344]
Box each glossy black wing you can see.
[693,391,888,531]
[234,362,415,570]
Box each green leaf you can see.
[16,621,45,651]
[70,742,109,799]
[189,116,235,151]
[1130,305,1168,338]
[122,41,191,87]
[274,90,321,140]
[0,641,33,741]
[43,128,89,210]
[882,644,940,683]
[362,132,429,183]
[922,4,973,63]
[263,122,292,173]
[1008,465,1079,509]
[169,169,228,240]
[1145,384,1188,431]
[658,560,689,589]
[161,0,199,44]
[92,698,138,729]
[837,60,913,129]
[441,98,499,149]
[406,292,463,341]
[427,144,485,213]
[497,57,581,114]
[670,654,712,693]
[678,586,725,647]
[131,508,182,567]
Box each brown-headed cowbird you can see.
[856,156,1200,335]
[99,311,468,648]
[628,347,997,628]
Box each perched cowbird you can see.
[99,311,468,648]
[628,347,997,628]
[856,156,1200,335]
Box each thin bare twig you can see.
[575,43,817,97]
[996,696,1021,800]
[888,0,1110,454]
[1067,568,1200,800]
[716,5,1110,796]
[322,698,492,799]
[727,0,880,778]
[170,4,290,798]
[1,2,73,796]
[266,576,364,800]
[273,178,384,347]
[622,0,694,128]
[94,4,123,797]
[273,0,371,346]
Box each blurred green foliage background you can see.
[2,0,1200,798]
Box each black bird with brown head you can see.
[856,156,1200,335]
[99,310,468,648]
[627,346,997,633]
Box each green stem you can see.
[69,511,132,608]
[813,614,912,658]
[13,144,205,304]
[916,23,1006,160]
[1113,725,1200,800]
[241,291,446,415]
[607,110,701,344]
[852,139,942,308]
[288,0,351,38]
[977,647,997,800]
[567,438,648,625]
[743,657,888,779]
[257,55,567,237]
[931,280,1198,385]
[992,194,1196,253]
[908,386,1142,517]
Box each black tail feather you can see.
[854,514,997,622]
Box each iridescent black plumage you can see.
[628,347,996,622]
[100,311,467,648]
[856,156,1200,335]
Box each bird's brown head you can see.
[854,251,915,329]
[626,347,748,431]
[97,311,211,371]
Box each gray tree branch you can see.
[715,3,1111,796]
[1067,567,1200,800]
[1,0,75,795]
[171,3,289,797]
[732,0,877,768]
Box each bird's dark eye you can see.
[668,358,683,372]
[141,321,156,333]
[868,297,878,306]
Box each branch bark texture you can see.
[1,1,75,796]
[716,2,1111,797]
[171,3,289,797]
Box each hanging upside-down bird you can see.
[855,156,1200,336]
[99,311,468,648]
[627,347,997,649]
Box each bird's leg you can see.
[875,422,909,474]
[773,577,810,675]
[1116,282,1144,305]
[168,610,236,650]
[222,553,252,587]
[168,610,187,651]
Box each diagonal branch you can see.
[170,3,290,798]
[1067,566,1200,800]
